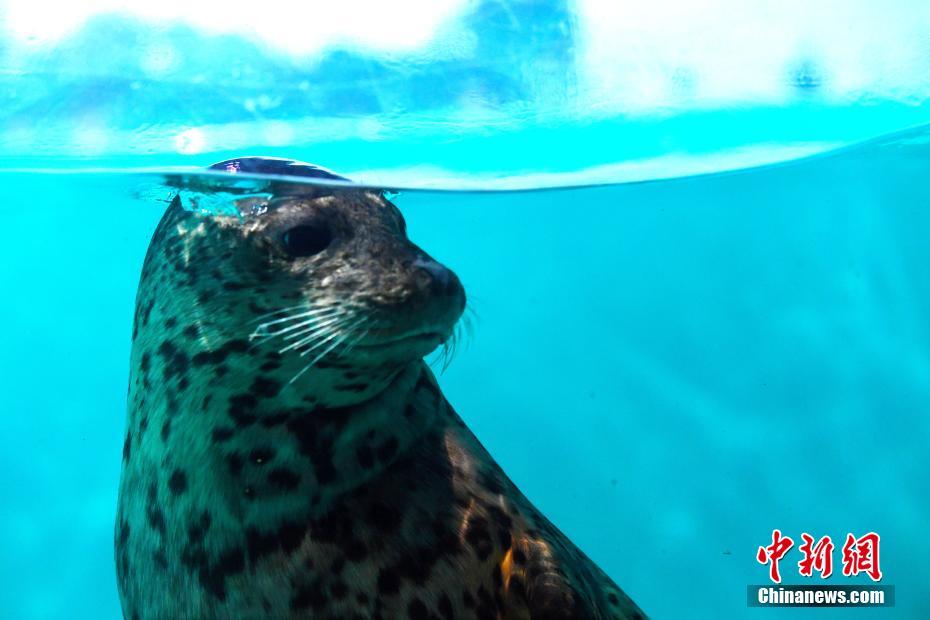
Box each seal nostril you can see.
[413,258,457,295]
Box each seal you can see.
[115,157,645,619]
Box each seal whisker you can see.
[341,329,371,358]
[338,320,372,358]
[248,304,319,324]
[253,319,333,343]
[251,310,346,343]
[253,305,344,331]
[430,310,472,373]
[274,313,347,340]
[280,314,360,354]
[462,302,479,337]
[293,316,367,357]
[288,328,360,385]
[279,320,347,354]
[440,328,457,372]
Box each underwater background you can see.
[2,1,930,618]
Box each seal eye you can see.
[282,224,332,257]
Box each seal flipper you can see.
[505,534,647,619]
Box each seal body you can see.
[116,163,645,619]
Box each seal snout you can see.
[405,251,467,326]
[355,248,465,359]
[413,256,463,301]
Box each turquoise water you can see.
[2,127,929,618]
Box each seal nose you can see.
[413,257,461,298]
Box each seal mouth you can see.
[356,329,445,352]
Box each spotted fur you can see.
[115,183,645,619]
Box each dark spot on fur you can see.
[250,376,281,399]
[147,505,166,536]
[387,539,449,589]
[221,280,247,291]
[168,469,188,495]
[181,537,245,602]
[248,301,269,315]
[330,580,348,599]
[475,585,497,619]
[487,506,512,529]
[153,549,168,569]
[228,393,258,427]
[377,569,400,595]
[261,412,290,427]
[139,299,155,328]
[334,382,368,392]
[227,453,244,477]
[207,547,246,598]
[408,599,430,620]
[191,339,249,366]
[416,372,440,400]
[212,427,235,442]
[438,594,454,619]
[291,580,326,611]
[479,469,504,495]
[250,447,274,464]
[191,352,212,366]
[267,467,301,489]
[498,529,512,551]
[247,521,306,563]
[286,412,339,485]
[464,515,493,561]
[157,340,190,382]
[304,508,371,562]
[356,444,375,469]
[366,502,401,534]
[188,511,212,544]
[376,436,399,462]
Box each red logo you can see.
[756,529,794,584]
[757,530,882,583]
[798,533,834,578]
[842,532,883,581]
